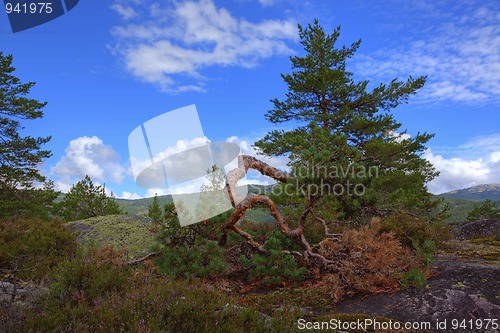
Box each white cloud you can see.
[258,0,277,7]
[143,184,206,197]
[51,136,126,192]
[354,1,500,103]
[130,136,212,188]
[458,134,500,155]
[110,0,297,93]
[110,3,138,20]
[53,180,72,193]
[385,130,411,142]
[118,191,143,200]
[424,134,500,194]
[132,135,290,194]
[145,188,170,198]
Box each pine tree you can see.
[216,20,446,268]
[254,20,439,221]
[467,199,500,221]
[148,193,163,224]
[195,164,231,221]
[0,52,57,219]
[55,175,123,221]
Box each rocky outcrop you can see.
[66,214,156,259]
[451,218,500,240]
[334,219,500,333]
[335,255,500,333]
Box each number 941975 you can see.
[5,2,53,14]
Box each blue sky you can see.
[1,0,499,197]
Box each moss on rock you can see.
[66,214,156,259]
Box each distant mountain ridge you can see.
[58,183,499,223]
[437,184,500,201]
[115,184,276,215]
[116,183,500,220]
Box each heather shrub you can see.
[0,217,77,281]
[25,245,298,333]
[47,246,130,307]
[379,211,450,249]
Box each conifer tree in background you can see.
[0,52,58,219]
[148,193,163,224]
[466,199,500,221]
[55,175,123,222]
[195,164,231,222]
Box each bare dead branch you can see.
[127,252,159,265]
[224,194,303,237]
[240,155,289,183]
[225,154,289,204]
[220,156,340,268]
[310,209,342,240]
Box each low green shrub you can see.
[380,211,450,249]
[399,267,428,289]
[240,230,308,286]
[413,239,437,266]
[47,246,130,307]
[0,217,77,281]
[154,204,228,280]
[155,237,228,280]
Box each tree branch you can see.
[311,208,342,240]
[127,252,159,265]
[220,155,338,268]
